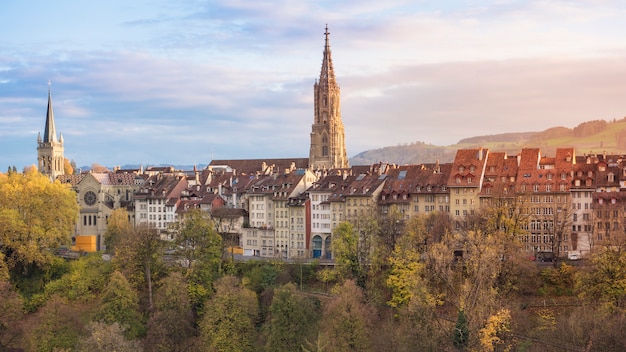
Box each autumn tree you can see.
[477,309,512,352]
[0,280,24,350]
[319,280,375,352]
[94,270,145,339]
[63,157,74,175]
[90,163,110,172]
[104,208,132,255]
[263,282,320,352]
[77,321,143,352]
[199,276,259,352]
[145,271,197,352]
[0,168,79,277]
[26,294,86,351]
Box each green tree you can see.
[104,208,132,254]
[331,222,363,285]
[45,253,113,302]
[264,282,320,352]
[175,209,223,308]
[578,247,626,311]
[95,270,145,339]
[0,168,79,276]
[320,280,374,352]
[453,309,470,350]
[145,272,197,352]
[200,276,259,352]
[114,223,165,312]
[241,261,280,294]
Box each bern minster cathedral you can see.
[309,25,349,170]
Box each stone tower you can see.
[37,84,64,179]
[309,25,349,170]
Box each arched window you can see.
[323,95,328,106]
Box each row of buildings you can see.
[49,148,626,260]
[35,27,626,259]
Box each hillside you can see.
[350,118,626,165]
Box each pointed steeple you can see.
[43,83,57,143]
[319,24,337,88]
[37,82,65,179]
[309,25,349,170]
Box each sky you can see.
[2,0,626,171]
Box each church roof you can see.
[43,87,58,143]
[208,158,309,175]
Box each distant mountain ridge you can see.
[349,118,626,166]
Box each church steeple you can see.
[318,25,337,89]
[43,84,58,143]
[309,25,349,171]
[37,82,65,179]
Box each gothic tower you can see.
[37,84,64,179]
[309,25,349,170]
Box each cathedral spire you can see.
[309,25,349,171]
[43,81,57,143]
[319,24,337,88]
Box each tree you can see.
[44,253,113,302]
[0,281,24,350]
[453,309,470,350]
[26,294,86,351]
[77,321,143,352]
[332,220,377,289]
[63,157,74,175]
[145,272,197,352]
[387,215,441,309]
[319,280,374,352]
[578,247,626,311]
[264,282,320,352]
[175,209,223,308]
[114,223,165,312]
[199,276,259,352]
[104,208,132,254]
[0,168,79,276]
[477,309,511,352]
[95,270,145,339]
[90,163,110,172]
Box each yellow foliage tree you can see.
[63,158,74,175]
[0,168,78,274]
[478,309,512,352]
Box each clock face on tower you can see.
[84,191,96,206]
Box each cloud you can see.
[3,0,626,170]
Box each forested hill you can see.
[349,118,626,165]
